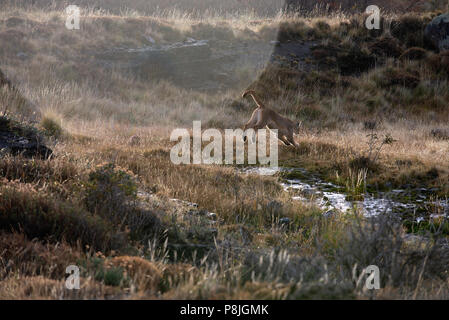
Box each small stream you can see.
[241,167,448,221]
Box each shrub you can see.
[40,116,63,139]
[399,47,428,61]
[85,163,138,224]
[368,37,403,58]
[377,67,421,89]
[0,276,120,299]
[391,15,425,47]
[0,184,122,251]
[0,231,84,279]
[106,256,162,292]
[0,157,78,184]
[426,51,449,78]
[336,47,376,75]
[334,214,449,288]
[103,267,125,287]
[85,163,161,242]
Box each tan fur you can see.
[242,90,300,147]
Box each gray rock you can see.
[279,217,291,224]
[424,14,449,51]
[0,127,52,159]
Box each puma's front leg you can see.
[279,135,292,146]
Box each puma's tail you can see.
[242,90,264,108]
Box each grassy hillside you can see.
[1,1,449,299]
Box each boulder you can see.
[0,117,52,159]
[424,13,449,51]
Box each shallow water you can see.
[241,167,448,220]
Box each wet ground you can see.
[241,167,448,221]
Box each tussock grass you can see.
[0,2,448,300]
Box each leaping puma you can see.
[242,90,300,147]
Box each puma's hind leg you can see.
[243,118,258,142]
[286,133,299,148]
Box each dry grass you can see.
[0,2,448,300]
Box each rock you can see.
[0,132,52,159]
[279,217,291,224]
[0,117,52,159]
[424,14,449,51]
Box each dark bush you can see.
[0,185,122,251]
[368,37,403,58]
[399,47,428,61]
[337,47,376,75]
[85,163,137,223]
[391,15,426,47]
[85,163,161,243]
[377,67,420,89]
[426,51,449,78]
